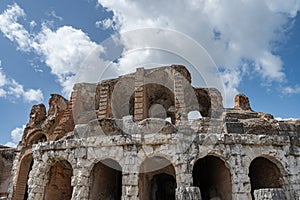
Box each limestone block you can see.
[254,188,286,200]
[74,148,87,159]
[176,186,201,200]
[123,185,138,197]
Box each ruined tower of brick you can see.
[1,65,300,200]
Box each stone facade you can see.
[2,65,300,200]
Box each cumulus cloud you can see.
[282,85,300,94]
[23,89,44,102]
[0,4,106,96]
[0,3,34,51]
[35,25,101,95]
[0,69,44,103]
[1,2,300,106]
[97,0,300,106]
[4,124,25,147]
[95,18,118,30]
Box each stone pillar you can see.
[134,68,146,121]
[122,145,139,200]
[254,188,286,200]
[285,155,300,199]
[122,173,139,200]
[7,150,21,200]
[229,151,251,200]
[174,70,187,125]
[71,167,90,200]
[27,156,47,200]
[176,186,201,200]
[174,151,199,200]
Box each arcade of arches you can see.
[8,154,288,200]
[6,66,299,200]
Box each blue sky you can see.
[0,0,299,147]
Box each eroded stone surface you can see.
[234,94,252,111]
[4,65,300,200]
[254,188,287,200]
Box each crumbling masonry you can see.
[1,65,300,200]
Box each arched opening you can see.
[139,156,176,200]
[193,88,211,117]
[145,84,175,124]
[249,157,283,199]
[193,155,232,200]
[110,77,135,119]
[187,110,202,120]
[13,154,33,200]
[27,132,47,145]
[89,159,122,200]
[44,160,73,200]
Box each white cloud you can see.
[1,2,300,107]
[23,89,44,102]
[29,20,37,28]
[35,25,103,95]
[97,0,300,106]
[0,68,44,103]
[4,124,25,147]
[275,117,299,121]
[0,88,6,97]
[282,85,300,94]
[8,80,24,98]
[0,4,105,96]
[0,3,34,51]
[0,68,8,87]
[47,10,63,21]
[95,18,116,29]
[266,0,300,17]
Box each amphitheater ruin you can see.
[0,65,299,200]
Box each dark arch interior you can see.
[89,159,122,200]
[193,88,211,117]
[150,173,176,200]
[193,155,232,200]
[24,160,34,200]
[139,156,176,200]
[44,160,73,200]
[249,157,283,199]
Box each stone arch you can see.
[44,160,73,200]
[13,153,33,200]
[192,88,212,117]
[139,156,177,200]
[110,77,135,119]
[249,156,285,199]
[193,155,232,200]
[193,151,232,171]
[144,83,176,124]
[88,158,122,200]
[27,132,47,145]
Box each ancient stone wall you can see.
[24,130,300,200]
[5,65,300,200]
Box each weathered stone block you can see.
[225,122,244,134]
[254,188,286,200]
[176,186,201,200]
